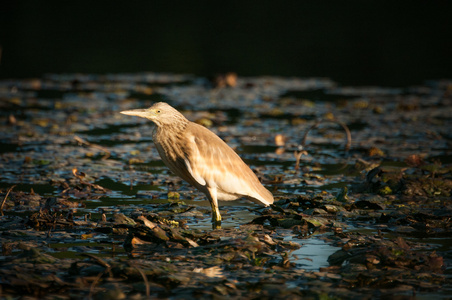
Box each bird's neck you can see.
[153,120,189,161]
[156,118,188,134]
[153,119,188,144]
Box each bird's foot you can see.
[211,219,222,230]
[211,212,222,229]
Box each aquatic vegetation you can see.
[0,73,451,299]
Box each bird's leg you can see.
[206,187,221,229]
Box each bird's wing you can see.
[184,123,273,205]
[153,134,205,188]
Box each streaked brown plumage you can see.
[120,102,274,226]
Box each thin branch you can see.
[295,118,352,170]
[74,135,111,159]
[1,185,16,214]
[85,253,113,300]
[294,148,308,171]
[132,263,151,299]
[300,118,352,151]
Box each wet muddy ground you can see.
[0,73,451,299]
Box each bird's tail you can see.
[247,185,274,207]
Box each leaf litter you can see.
[0,73,451,299]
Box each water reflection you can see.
[288,234,340,271]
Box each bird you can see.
[120,102,274,227]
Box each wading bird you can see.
[120,102,274,227]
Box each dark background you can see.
[1,1,451,86]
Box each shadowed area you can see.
[1,1,451,86]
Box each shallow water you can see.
[1,74,451,298]
[288,234,341,271]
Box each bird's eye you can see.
[156,110,161,113]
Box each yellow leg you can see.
[207,187,221,229]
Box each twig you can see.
[300,118,352,151]
[294,147,308,171]
[335,120,352,151]
[85,253,113,300]
[88,269,107,300]
[295,118,352,171]
[83,253,111,269]
[74,135,111,159]
[72,168,107,192]
[1,185,16,214]
[132,263,151,299]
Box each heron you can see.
[120,102,274,227]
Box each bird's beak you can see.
[120,109,149,118]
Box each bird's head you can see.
[120,102,187,127]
